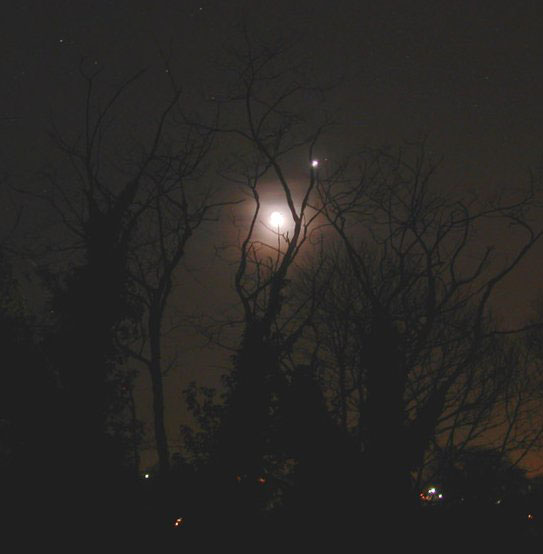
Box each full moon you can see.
[270,211,284,228]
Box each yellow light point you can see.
[174,517,184,527]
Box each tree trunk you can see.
[149,312,170,476]
[363,312,414,516]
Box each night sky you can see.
[3,0,543,470]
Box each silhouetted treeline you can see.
[2,32,543,550]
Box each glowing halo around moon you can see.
[269,211,284,228]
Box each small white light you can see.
[144,473,150,479]
[311,160,319,168]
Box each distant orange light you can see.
[174,517,184,527]
[528,514,535,520]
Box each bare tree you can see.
[186,33,335,521]
[18,61,216,516]
[121,122,231,477]
[312,143,543,513]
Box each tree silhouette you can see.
[310,143,543,521]
[193,33,334,527]
[0,239,66,536]
[19,63,204,535]
[121,96,223,478]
